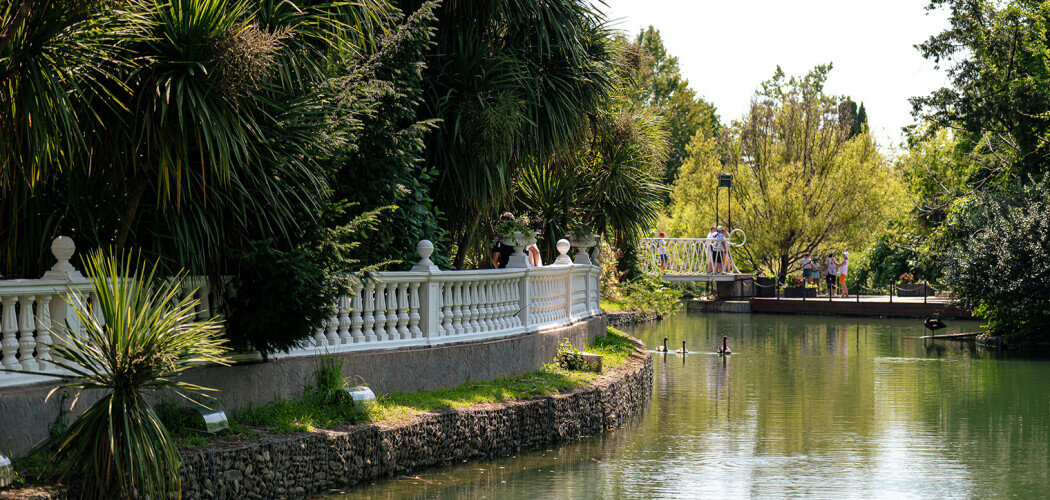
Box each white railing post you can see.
[411,240,442,343]
[1,295,20,370]
[564,267,573,321]
[518,269,532,330]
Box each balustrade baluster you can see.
[18,296,37,371]
[1,295,20,370]
[362,282,376,342]
[197,281,212,320]
[35,295,53,370]
[409,282,422,339]
[452,283,465,335]
[314,323,328,347]
[482,282,495,331]
[337,295,351,345]
[397,283,410,339]
[326,306,340,345]
[462,282,475,333]
[380,281,392,340]
[442,282,454,336]
[351,281,364,343]
[469,282,483,332]
[385,282,400,340]
[434,282,446,337]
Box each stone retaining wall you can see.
[179,339,653,499]
[604,310,658,327]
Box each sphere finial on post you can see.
[411,239,439,272]
[43,236,85,281]
[553,239,572,265]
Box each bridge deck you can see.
[749,295,972,318]
[660,273,752,282]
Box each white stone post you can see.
[553,239,572,266]
[517,270,532,330]
[34,294,53,370]
[42,237,85,281]
[564,270,574,322]
[411,241,442,342]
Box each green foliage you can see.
[400,0,615,268]
[590,327,636,368]
[20,250,231,498]
[665,66,907,282]
[555,338,586,371]
[326,2,448,270]
[632,26,720,193]
[913,0,1050,182]
[938,178,1050,343]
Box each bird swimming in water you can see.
[923,317,947,334]
[717,336,731,355]
[655,337,669,352]
[675,340,687,354]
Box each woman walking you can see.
[657,232,669,271]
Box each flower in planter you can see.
[899,272,915,284]
[494,212,535,237]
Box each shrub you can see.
[555,338,586,371]
[939,178,1050,343]
[28,250,230,497]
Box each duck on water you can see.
[717,336,731,355]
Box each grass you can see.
[139,328,637,449]
[600,299,629,311]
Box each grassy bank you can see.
[167,327,637,446]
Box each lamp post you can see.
[717,173,733,229]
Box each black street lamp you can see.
[715,173,733,230]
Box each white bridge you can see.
[639,232,750,282]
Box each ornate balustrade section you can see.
[0,237,603,384]
[639,233,746,277]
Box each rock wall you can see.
[178,339,653,499]
[604,310,658,327]
[1,317,606,457]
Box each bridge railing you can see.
[0,238,602,387]
[639,235,745,276]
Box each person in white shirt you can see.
[836,251,850,297]
[801,255,813,284]
[825,253,838,296]
[657,231,669,270]
[705,225,719,273]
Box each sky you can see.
[602,0,953,147]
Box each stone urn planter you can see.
[568,234,599,265]
[501,231,537,268]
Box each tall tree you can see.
[666,66,906,282]
[912,0,1050,183]
[398,0,615,269]
[633,27,719,198]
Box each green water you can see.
[329,313,1050,499]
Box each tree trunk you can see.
[114,179,148,253]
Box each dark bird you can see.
[675,340,687,354]
[655,337,668,352]
[923,317,947,334]
[717,336,732,355]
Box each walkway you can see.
[749,295,972,318]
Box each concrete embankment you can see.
[175,335,652,499]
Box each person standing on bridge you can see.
[657,232,669,271]
[837,251,850,298]
[825,253,838,296]
[801,255,813,284]
[705,225,720,273]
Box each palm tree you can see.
[17,250,230,497]
[397,0,614,268]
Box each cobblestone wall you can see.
[179,339,653,499]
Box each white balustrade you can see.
[639,234,747,277]
[0,237,604,385]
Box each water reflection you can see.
[329,313,1050,499]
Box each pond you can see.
[328,312,1050,499]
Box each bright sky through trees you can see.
[604,0,951,145]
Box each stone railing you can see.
[0,237,602,386]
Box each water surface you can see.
[329,313,1050,499]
